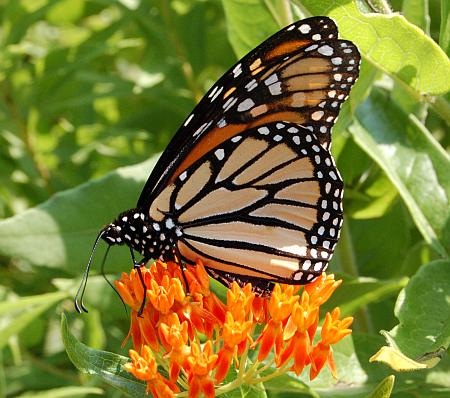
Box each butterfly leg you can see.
[129,248,148,317]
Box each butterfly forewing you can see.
[137,17,360,209]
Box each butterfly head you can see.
[101,208,178,260]
[101,208,151,250]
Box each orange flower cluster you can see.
[115,260,352,398]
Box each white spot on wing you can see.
[305,44,318,52]
[258,126,270,135]
[184,114,194,126]
[233,63,242,77]
[245,79,258,91]
[215,148,225,160]
[265,74,278,86]
[237,98,255,112]
[217,118,227,128]
[179,171,187,181]
[299,24,311,34]
[223,97,238,111]
[268,82,282,95]
[210,86,223,102]
[318,45,334,56]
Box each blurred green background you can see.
[0,0,449,397]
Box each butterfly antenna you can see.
[100,245,128,316]
[74,230,105,313]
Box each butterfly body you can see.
[98,16,360,294]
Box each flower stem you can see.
[252,361,290,383]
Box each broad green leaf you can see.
[350,88,450,256]
[221,0,279,57]
[0,291,68,349]
[16,386,104,398]
[367,375,395,398]
[324,276,408,317]
[61,313,146,398]
[371,260,450,372]
[391,260,450,357]
[299,0,450,95]
[0,157,158,271]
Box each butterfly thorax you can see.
[101,208,180,260]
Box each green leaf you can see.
[367,375,395,398]
[324,276,408,317]
[16,386,104,398]
[371,260,450,372]
[391,260,450,358]
[369,344,428,372]
[263,373,316,396]
[61,313,146,398]
[0,291,68,350]
[349,88,450,257]
[346,174,398,220]
[221,0,279,57]
[299,0,450,95]
[0,157,159,271]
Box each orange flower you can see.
[158,313,190,381]
[277,290,316,373]
[116,264,351,397]
[321,307,353,345]
[310,308,353,380]
[254,284,299,361]
[215,311,253,383]
[227,282,254,321]
[147,275,184,314]
[124,345,178,398]
[185,341,218,398]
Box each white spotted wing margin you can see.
[165,122,344,288]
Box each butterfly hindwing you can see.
[148,122,343,285]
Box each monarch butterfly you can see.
[75,16,360,312]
